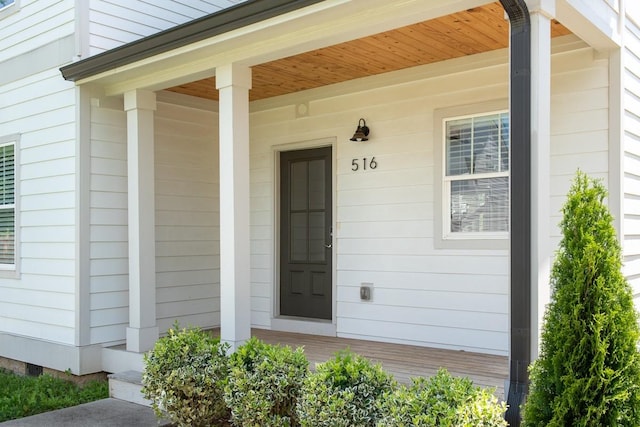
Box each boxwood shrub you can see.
[377,368,507,426]
[141,326,508,427]
[142,323,230,427]
[224,337,308,426]
[296,349,396,427]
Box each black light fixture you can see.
[350,118,370,142]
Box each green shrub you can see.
[523,172,640,426]
[377,368,507,426]
[142,323,230,427]
[224,337,308,427]
[297,349,396,427]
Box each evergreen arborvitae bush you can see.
[523,171,640,426]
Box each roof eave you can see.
[60,0,324,82]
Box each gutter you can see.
[499,0,531,426]
[60,0,323,82]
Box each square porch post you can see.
[529,0,552,362]
[216,63,252,351]
[124,89,159,353]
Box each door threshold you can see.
[271,317,336,337]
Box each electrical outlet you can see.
[360,283,373,301]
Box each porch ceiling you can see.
[167,2,571,102]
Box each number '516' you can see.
[351,157,377,171]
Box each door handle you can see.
[324,243,332,249]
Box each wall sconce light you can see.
[350,118,370,142]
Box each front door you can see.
[280,147,332,320]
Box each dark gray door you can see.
[280,147,332,320]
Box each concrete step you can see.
[108,370,152,407]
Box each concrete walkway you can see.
[0,398,171,426]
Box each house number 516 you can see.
[351,157,377,171]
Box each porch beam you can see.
[216,63,252,351]
[124,89,159,353]
[556,0,621,50]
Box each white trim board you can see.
[0,333,103,375]
[269,318,337,337]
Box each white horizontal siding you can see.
[154,97,220,334]
[250,149,273,328]
[623,17,640,306]
[0,0,74,61]
[89,104,128,344]
[245,37,610,355]
[87,98,220,343]
[550,47,610,251]
[0,66,77,345]
[250,53,511,354]
[248,149,274,329]
[88,0,247,55]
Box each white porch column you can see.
[609,3,626,244]
[124,89,158,353]
[528,0,553,359]
[216,64,252,351]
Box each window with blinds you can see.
[0,142,15,265]
[443,111,509,237]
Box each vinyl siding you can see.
[0,66,77,345]
[594,0,620,16]
[154,96,220,333]
[89,104,128,344]
[550,46,611,248]
[0,0,78,348]
[88,0,247,55]
[249,149,274,328]
[88,94,220,344]
[249,63,511,354]
[247,36,608,355]
[0,0,74,61]
[623,16,640,304]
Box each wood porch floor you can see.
[212,328,509,398]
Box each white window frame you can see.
[0,0,19,19]
[0,134,19,277]
[433,100,509,250]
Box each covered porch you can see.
[60,1,623,409]
[104,328,508,396]
[247,329,508,395]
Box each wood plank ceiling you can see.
[167,2,571,102]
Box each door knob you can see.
[324,243,332,249]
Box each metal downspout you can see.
[499,0,531,425]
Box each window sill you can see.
[444,232,508,240]
[0,267,20,279]
[435,235,509,250]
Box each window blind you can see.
[445,112,509,235]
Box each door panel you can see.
[280,147,332,320]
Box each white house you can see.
[1,0,639,414]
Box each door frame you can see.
[272,137,337,336]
